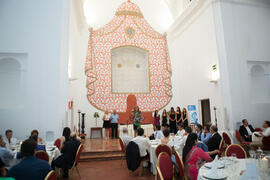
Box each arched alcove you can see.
[250,64,270,103]
[0,57,22,108]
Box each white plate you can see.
[203,174,227,180]
[204,162,225,169]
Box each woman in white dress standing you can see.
[103,111,111,139]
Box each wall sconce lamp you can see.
[210,64,219,83]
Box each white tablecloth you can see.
[198,157,270,180]
[119,124,154,138]
[7,145,61,169]
[46,146,61,165]
[149,136,184,175]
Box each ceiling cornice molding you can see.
[72,0,87,31]
[167,0,270,40]
[167,0,211,40]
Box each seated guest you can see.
[261,121,270,137]
[6,139,52,180]
[3,130,17,149]
[239,119,254,142]
[182,133,212,180]
[59,127,72,150]
[132,128,151,159]
[195,124,203,141]
[201,125,212,144]
[252,121,270,142]
[161,129,170,144]
[120,127,132,146]
[30,135,46,151]
[0,159,6,177]
[178,127,192,149]
[153,125,164,140]
[52,133,81,178]
[207,125,222,159]
[177,123,185,137]
[31,130,42,144]
[58,127,81,151]
[0,135,14,166]
[16,135,46,159]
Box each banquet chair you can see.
[218,139,225,157]
[157,152,174,180]
[222,132,231,146]
[155,144,172,158]
[235,130,250,146]
[225,144,247,159]
[35,150,49,163]
[174,151,188,180]
[119,137,126,165]
[254,128,263,132]
[156,166,163,180]
[70,144,84,179]
[44,170,57,180]
[262,136,270,151]
[54,138,61,150]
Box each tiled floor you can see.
[82,138,121,152]
[69,160,154,180]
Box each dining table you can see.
[198,156,270,180]
[6,144,61,169]
[149,134,184,175]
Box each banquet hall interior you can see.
[1,0,270,179]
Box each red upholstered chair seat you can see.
[156,167,162,180]
[225,144,247,159]
[174,151,187,180]
[54,138,61,150]
[218,139,225,157]
[155,144,172,158]
[119,138,125,153]
[235,130,250,146]
[262,136,270,151]
[35,151,49,163]
[157,152,173,180]
[44,170,57,180]
[222,132,232,145]
[254,128,263,132]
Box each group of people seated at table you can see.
[239,119,270,143]
[0,127,81,179]
[120,121,224,180]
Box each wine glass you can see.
[249,150,255,158]
[231,153,237,161]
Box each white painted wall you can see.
[167,1,225,130]
[68,0,177,137]
[0,0,70,140]
[212,0,270,130]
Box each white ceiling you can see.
[82,0,184,33]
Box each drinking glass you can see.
[249,150,255,158]
[231,153,237,161]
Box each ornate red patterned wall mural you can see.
[85,1,172,123]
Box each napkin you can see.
[239,163,258,180]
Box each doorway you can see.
[201,99,211,127]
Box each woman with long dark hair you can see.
[182,108,188,128]
[182,133,212,180]
[169,107,177,134]
[161,109,168,127]
[153,110,160,126]
[176,106,181,124]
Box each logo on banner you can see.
[187,105,198,124]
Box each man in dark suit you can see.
[51,133,81,178]
[207,125,222,159]
[239,119,254,142]
[6,139,52,180]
